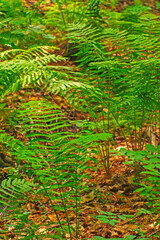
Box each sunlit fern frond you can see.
[0,45,99,101]
[0,46,76,97]
[46,79,102,96]
[0,46,55,60]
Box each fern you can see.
[0,178,33,211]
[0,46,72,97]
[0,98,113,239]
[67,6,160,151]
[0,44,100,103]
[0,2,159,238]
[44,0,102,31]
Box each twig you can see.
[148,229,160,237]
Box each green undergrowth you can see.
[0,0,160,239]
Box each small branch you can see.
[148,229,160,237]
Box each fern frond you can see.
[0,96,113,237]
[0,178,33,211]
[0,46,74,97]
[66,8,160,153]
[0,44,98,99]
[46,79,101,95]
[0,130,24,152]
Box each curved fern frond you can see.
[0,46,73,97]
[0,178,33,212]
[0,46,56,61]
[0,44,98,101]
[46,79,102,95]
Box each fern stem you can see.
[134,106,137,150]
[93,117,108,173]
[41,181,67,239]
[106,102,110,175]
[55,176,73,240]
[111,111,129,150]
[75,159,80,239]
[56,0,67,28]
[72,0,77,23]
[64,0,69,22]
[139,104,145,150]
[158,78,160,139]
